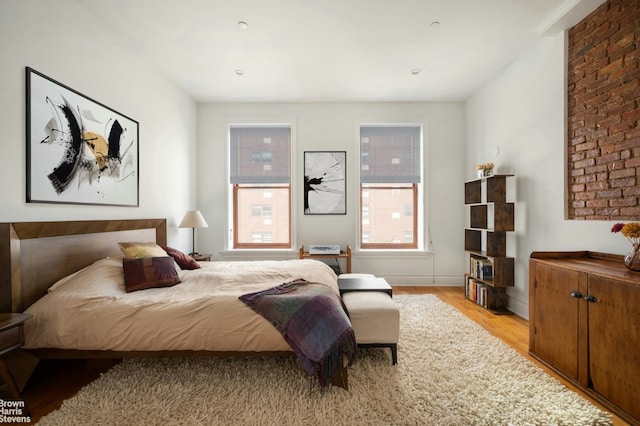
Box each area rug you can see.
[36,294,612,426]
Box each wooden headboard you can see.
[0,219,166,313]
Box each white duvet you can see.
[23,257,338,352]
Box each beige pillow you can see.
[118,242,168,259]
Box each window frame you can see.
[359,183,419,250]
[358,124,423,250]
[229,124,293,250]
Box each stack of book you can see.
[465,277,487,308]
[470,256,493,280]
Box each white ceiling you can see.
[76,0,604,103]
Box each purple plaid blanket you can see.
[239,279,356,388]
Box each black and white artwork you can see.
[26,67,139,206]
[303,151,346,215]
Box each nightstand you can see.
[192,254,212,261]
[0,313,32,402]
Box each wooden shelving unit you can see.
[464,174,514,313]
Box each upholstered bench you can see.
[338,275,400,365]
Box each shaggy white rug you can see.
[37,294,612,426]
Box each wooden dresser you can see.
[529,251,640,425]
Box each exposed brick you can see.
[568,0,640,220]
[623,125,640,139]
[625,157,640,167]
[617,139,640,151]
[623,186,640,196]
[575,173,598,183]
[610,176,637,187]
[609,197,637,207]
[624,45,640,62]
[575,141,599,152]
[571,152,586,162]
[597,188,623,198]
[609,56,639,79]
[595,207,621,216]
[611,32,634,48]
[574,208,596,216]
[618,5,640,27]
[586,148,602,158]
[575,158,596,168]
[576,191,596,201]
[587,198,610,207]
[609,168,636,179]
[601,132,626,145]
[597,151,622,164]
[598,57,624,77]
[587,181,610,190]
[622,68,640,85]
[570,135,585,146]
[609,121,631,135]
[596,115,622,128]
[620,206,640,217]
[586,165,610,175]
[609,160,626,170]
[600,99,634,116]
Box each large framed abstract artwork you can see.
[26,67,139,206]
[303,151,346,215]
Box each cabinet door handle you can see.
[583,294,598,303]
[570,291,583,298]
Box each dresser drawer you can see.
[0,326,21,353]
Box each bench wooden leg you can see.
[390,343,397,365]
[330,364,348,390]
[357,343,398,365]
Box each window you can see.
[360,125,421,249]
[230,125,291,248]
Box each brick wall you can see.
[567,0,640,219]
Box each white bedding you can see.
[23,257,338,352]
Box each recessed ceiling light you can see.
[234,69,244,76]
[237,21,248,30]
[411,69,422,75]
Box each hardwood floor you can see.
[2,286,628,425]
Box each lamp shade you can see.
[179,210,208,228]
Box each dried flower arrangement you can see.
[475,162,494,177]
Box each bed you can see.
[0,219,353,388]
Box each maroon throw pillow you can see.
[162,246,201,270]
[122,257,181,293]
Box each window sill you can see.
[219,249,297,261]
[353,249,432,259]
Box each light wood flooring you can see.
[3,286,629,425]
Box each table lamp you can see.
[179,210,208,255]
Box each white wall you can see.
[465,32,630,318]
[197,102,466,285]
[0,0,197,250]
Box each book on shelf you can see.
[470,256,493,280]
[465,277,487,308]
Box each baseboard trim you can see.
[382,275,464,286]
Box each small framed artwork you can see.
[304,151,346,215]
[26,67,139,206]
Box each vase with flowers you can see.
[611,222,640,271]
[475,162,495,178]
